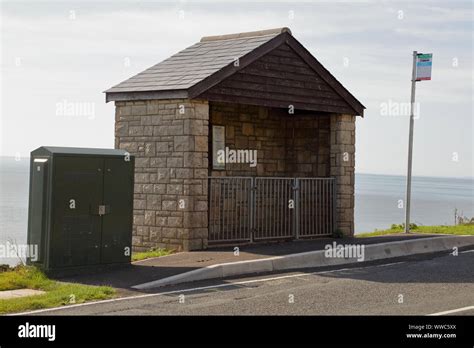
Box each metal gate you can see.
[208,177,335,244]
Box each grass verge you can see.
[132,248,173,262]
[356,224,474,238]
[0,266,115,314]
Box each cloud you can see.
[1,1,472,177]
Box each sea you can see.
[1,156,473,265]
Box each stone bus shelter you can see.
[105,28,365,251]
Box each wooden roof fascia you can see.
[284,35,365,116]
[106,90,188,103]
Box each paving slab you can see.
[0,289,46,300]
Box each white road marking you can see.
[11,261,406,315]
[428,306,474,316]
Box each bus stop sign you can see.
[415,53,433,81]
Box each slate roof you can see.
[105,29,287,93]
[104,28,365,116]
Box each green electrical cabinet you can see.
[27,146,134,275]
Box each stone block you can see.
[167,217,183,227]
[134,199,146,210]
[242,123,254,136]
[135,157,149,168]
[136,226,149,236]
[194,200,208,211]
[162,228,177,239]
[116,123,128,136]
[154,125,183,136]
[184,184,202,195]
[195,103,209,119]
[184,152,204,168]
[119,142,138,152]
[133,214,144,225]
[156,168,170,183]
[175,168,194,179]
[338,184,354,195]
[184,119,204,135]
[153,184,166,194]
[183,212,207,228]
[167,157,183,168]
[144,142,155,156]
[131,105,147,116]
[166,184,183,195]
[183,239,204,251]
[144,210,155,225]
[146,194,161,210]
[135,173,149,183]
[194,169,208,178]
[162,200,177,211]
[149,227,161,240]
[195,136,208,152]
[156,142,169,152]
[143,184,153,193]
[336,130,353,144]
[147,104,160,115]
[155,216,167,226]
[174,136,194,151]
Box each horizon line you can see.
[0,156,472,180]
[356,172,474,181]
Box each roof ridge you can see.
[200,27,291,42]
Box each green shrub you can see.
[132,248,172,262]
[390,223,418,230]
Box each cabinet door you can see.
[101,157,133,263]
[52,157,103,267]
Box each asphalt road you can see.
[26,250,474,316]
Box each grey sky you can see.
[1,0,472,177]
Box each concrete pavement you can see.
[57,233,448,292]
[23,249,474,315]
[133,235,474,289]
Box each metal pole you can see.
[294,179,299,239]
[250,177,255,243]
[405,51,418,233]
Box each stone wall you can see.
[114,99,209,251]
[209,102,331,177]
[330,114,356,237]
[114,98,356,250]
